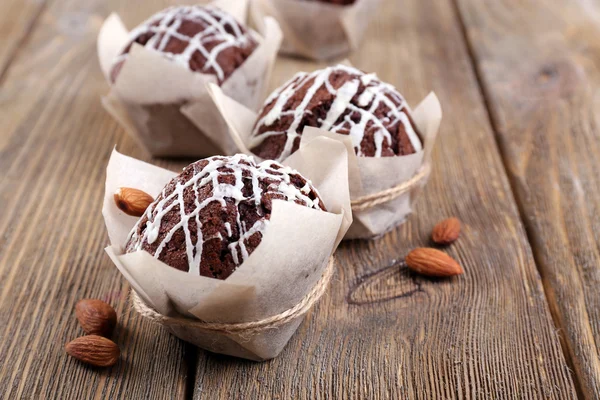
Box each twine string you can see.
[131,257,335,335]
[132,166,429,333]
[351,164,431,212]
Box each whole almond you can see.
[76,299,117,337]
[432,217,461,245]
[406,248,464,277]
[65,335,120,367]
[114,187,154,217]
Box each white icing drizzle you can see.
[250,64,422,161]
[113,6,255,82]
[126,154,323,275]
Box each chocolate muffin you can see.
[125,154,326,280]
[110,6,258,84]
[249,65,422,161]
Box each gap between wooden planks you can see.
[0,0,582,399]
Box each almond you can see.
[114,187,154,217]
[76,299,117,337]
[405,248,464,277]
[65,335,120,367]
[432,217,461,245]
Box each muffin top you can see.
[125,154,325,280]
[110,6,258,84]
[249,65,422,162]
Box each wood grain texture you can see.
[0,0,583,398]
[0,0,191,399]
[455,0,600,397]
[0,0,49,81]
[189,0,578,398]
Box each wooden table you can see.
[1,0,598,398]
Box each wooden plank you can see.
[0,0,50,151]
[190,0,578,398]
[0,0,580,399]
[0,0,49,81]
[0,1,191,399]
[454,0,600,397]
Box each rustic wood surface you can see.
[455,0,600,398]
[0,1,191,399]
[0,0,596,398]
[0,0,48,79]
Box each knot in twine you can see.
[131,257,335,336]
[351,164,431,212]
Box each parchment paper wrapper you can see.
[206,83,442,239]
[102,138,352,361]
[250,0,381,60]
[97,0,283,157]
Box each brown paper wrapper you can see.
[250,0,382,60]
[102,137,352,360]
[97,0,282,157]
[206,82,442,239]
